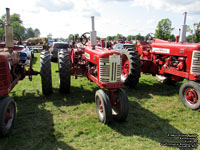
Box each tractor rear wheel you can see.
[40,50,52,95]
[58,49,71,94]
[95,89,112,124]
[0,96,16,137]
[121,47,141,88]
[112,88,129,122]
[179,81,200,110]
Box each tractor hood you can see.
[151,39,200,56]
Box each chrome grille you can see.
[191,51,200,74]
[99,56,121,83]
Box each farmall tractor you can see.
[40,17,129,124]
[122,12,200,110]
[0,8,40,136]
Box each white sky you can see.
[1,0,200,38]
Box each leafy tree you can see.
[127,35,134,41]
[0,13,22,25]
[170,34,176,42]
[155,18,174,40]
[74,33,79,38]
[67,34,74,41]
[0,28,4,40]
[114,34,123,41]
[12,22,25,40]
[10,13,23,24]
[47,33,53,39]
[186,35,193,43]
[186,23,200,43]
[106,36,113,41]
[34,28,40,37]
[26,27,35,38]
[0,12,42,40]
[135,34,144,41]
[96,36,101,40]
[193,22,200,43]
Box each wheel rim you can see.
[112,93,121,114]
[97,97,104,119]
[185,88,198,104]
[4,103,15,129]
[99,100,103,113]
[122,55,129,79]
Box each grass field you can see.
[0,53,199,150]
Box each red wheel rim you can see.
[122,55,129,79]
[99,100,103,113]
[113,100,120,110]
[113,94,120,111]
[185,88,198,104]
[4,108,12,125]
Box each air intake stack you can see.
[179,12,187,43]
[5,8,14,51]
[90,16,96,50]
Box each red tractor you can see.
[0,8,40,136]
[122,12,200,110]
[40,17,129,124]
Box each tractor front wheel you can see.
[121,47,141,88]
[40,50,52,95]
[58,49,71,94]
[111,89,129,122]
[0,96,16,137]
[179,81,200,110]
[95,89,112,124]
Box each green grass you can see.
[0,53,199,150]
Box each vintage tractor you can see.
[40,16,129,124]
[122,12,200,110]
[0,8,40,137]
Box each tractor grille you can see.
[191,51,200,74]
[0,61,9,89]
[99,56,121,83]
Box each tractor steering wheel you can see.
[80,32,89,45]
[146,33,155,40]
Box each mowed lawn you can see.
[0,53,199,150]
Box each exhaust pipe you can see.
[90,16,96,50]
[179,12,187,43]
[5,8,14,50]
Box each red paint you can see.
[99,100,103,113]
[122,55,129,79]
[4,108,12,125]
[136,39,200,82]
[185,89,198,104]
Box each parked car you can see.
[0,42,32,65]
[13,45,34,66]
[112,43,134,52]
[49,42,68,61]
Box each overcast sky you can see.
[1,0,200,38]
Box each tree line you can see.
[66,19,199,43]
[0,13,40,41]
[0,11,199,43]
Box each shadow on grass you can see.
[0,84,99,150]
[0,90,76,150]
[31,56,38,65]
[0,82,187,150]
[110,101,186,149]
[125,78,182,100]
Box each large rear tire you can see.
[179,81,200,110]
[95,89,112,124]
[112,88,129,122]
[0,96,16,137]
[121,47,141,88]
[40,50,52,95]
[58,49,71,94]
